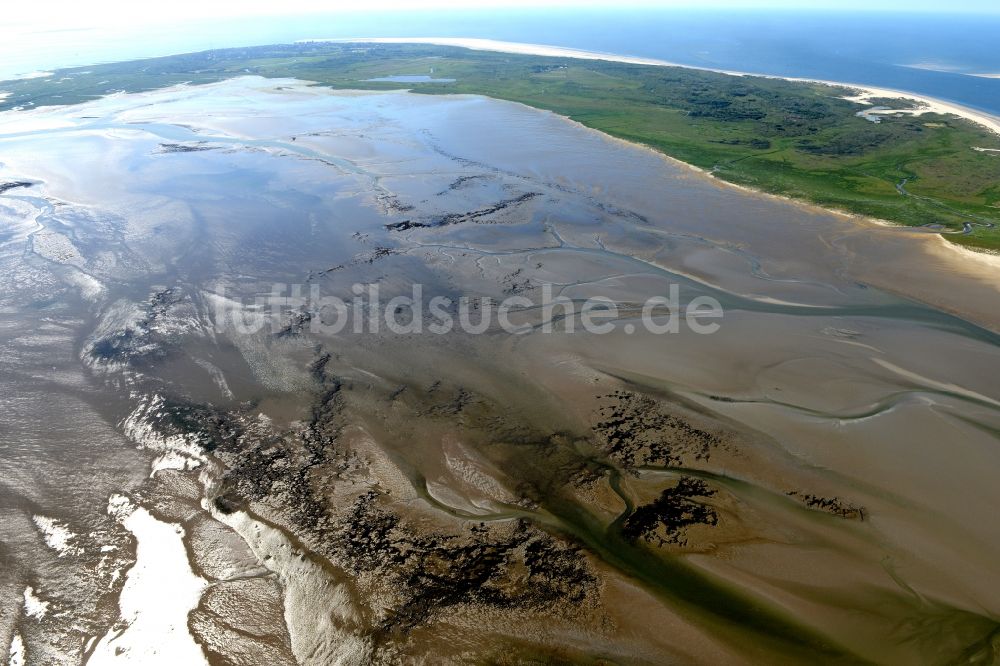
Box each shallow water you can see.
[0,77,998,664]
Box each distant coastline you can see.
[3,39,996,251]
[314,37,1000,136]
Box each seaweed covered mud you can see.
[1,78,999,664]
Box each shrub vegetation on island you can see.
[3,43,999,249]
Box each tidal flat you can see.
[1,77,999,664]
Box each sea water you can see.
[2,9,1000,114]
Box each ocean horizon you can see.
[4,9,1000,115]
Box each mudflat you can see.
[1,77,998,664]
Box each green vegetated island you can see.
[3,42,999,250]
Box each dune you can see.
[317,37,1000,136]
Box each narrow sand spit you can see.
[934,235,1000,274]
[207,507,372,666]
[837,87,1000,135]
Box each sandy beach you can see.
[817,83,1000,135]
[320,37,1000,136]
[308,36,1000,304]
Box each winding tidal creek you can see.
[1,77,999,665]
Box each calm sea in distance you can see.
[3,9,1000,115]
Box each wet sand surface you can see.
[0,77,998,664]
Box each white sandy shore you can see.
[934,234,1000,273]
[817,85,1000,135]
[89,495,208,665]
[314,37,1000,136]
[7,71,52,81]
[7,634,25,666]
[314,37,688,68]
[312,38,1000,283]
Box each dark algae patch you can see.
[156,355,603,659]
[143,351,859,661]
[155,142,220,153]
[622,476,720,546]
[594,390,723,469]
[331,492,596,638]
[786,491,866,521]
[0,181,33,194]
[84,287,184,370]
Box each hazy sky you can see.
[6,0,999,30]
